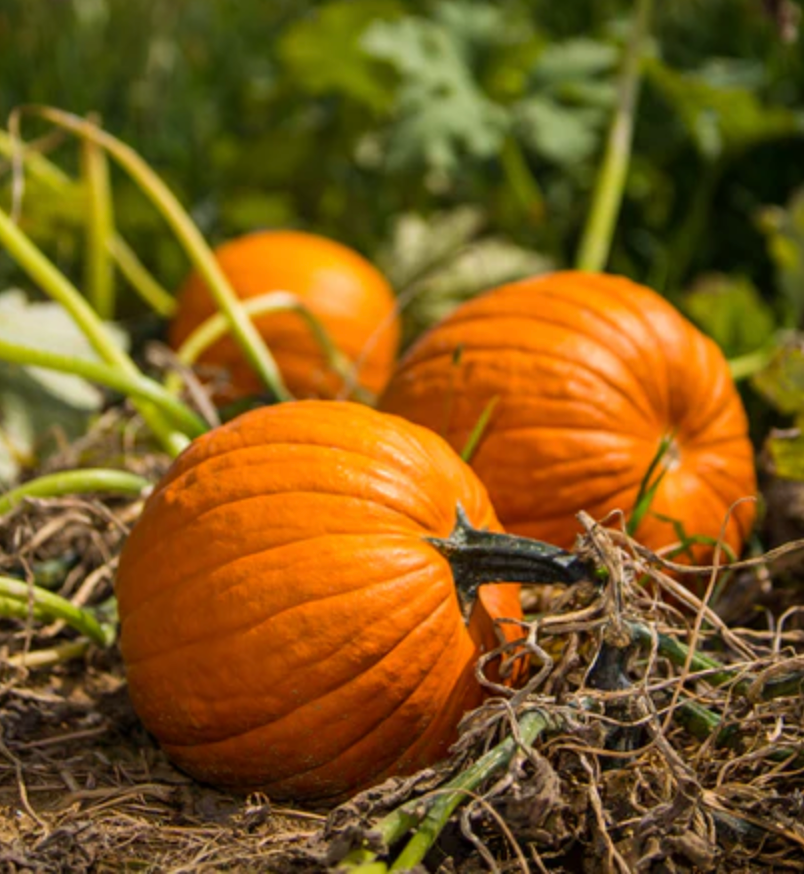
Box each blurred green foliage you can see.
[2,0,802,301]
[1,0,804,478]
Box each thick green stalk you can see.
[24,107,291,402]
[0,575,114,647]
[81,134,116,319]
[629,622,804,701]
[0,208,190,455]
[0,468,150,516]
[575,0,654,272]
[342,710,558,872]
[0,338,206,439]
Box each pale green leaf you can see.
[682,273,776,358]
[0,290,129,484]
[758,187,804,326]
[766,426,804,481]
[515,97,606,167]
[752,339,804,416]
[361,13,510,171]
[532,38,619,85]
[278,0,402,111]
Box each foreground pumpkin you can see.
[116,401,584,802]
[379,271,757,565]
[168,230,400,402]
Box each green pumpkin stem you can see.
[426,504,589,624]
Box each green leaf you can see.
[218,191,293,234]
[377,208,552,335]
[531,38,619,86]
[0,290,129,485]
[752,338,804,416]
[361,11,510,172]
[766,425,804,481]
[758,187,804,327]
[278,0,401,112]
[515,97,606,167]
[682,273,777,359]
[512,37,617,169]
[646,57,804,160]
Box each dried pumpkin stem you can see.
[426,505,588,623]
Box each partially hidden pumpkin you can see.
[168,230,400,402]
[378,271,757,566]
[115,401,584,802]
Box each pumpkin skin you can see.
[115,401,525,802]
[378,271,757,566]
[168,230,401,402]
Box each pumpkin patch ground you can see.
[2,410,804,872]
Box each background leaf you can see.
[682,273,776,359]
[0,290,129,484]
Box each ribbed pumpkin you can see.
[168,230,400,402]
[379,271,757,565]
[115,401,584,802]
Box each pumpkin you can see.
[168,230,400,402]
[378,271,757,567]
[115,400,584,802]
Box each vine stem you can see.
[0,468,151,516]
[0,338,207,439]
[107,234,177,317]
[81,130,116,319]
[167,291,356,398]
[6,638,92,669]
[0,575,114,647]
[729,345,775,382]
[339,709,559,871]
[628,621,804,700]
[0,128,177,318]
[18,106,292,402]
[0,207,190,456]
[575,0,654,272]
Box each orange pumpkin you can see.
[115,401,584,802]
[168,230,400,402]
[379,271,757,566]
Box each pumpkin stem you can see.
[426,505,589,624]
